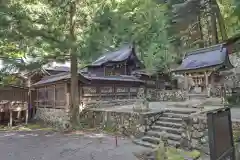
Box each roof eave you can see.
[171,64,223,73]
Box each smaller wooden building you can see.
[172,43,234,96]
[32,72,145,109]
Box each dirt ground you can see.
[0,130,149,160]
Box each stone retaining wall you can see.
[80,109,163,138]
[83,99,137,108]
[36,99,137,128]
[35,108,71,129]
[181,108,240,154]
[180,112,208,152]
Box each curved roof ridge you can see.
[185,44,223,57]
[90,44,134,66]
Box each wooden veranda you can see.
[0,85,29,126]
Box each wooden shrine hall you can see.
[172,44,234,96]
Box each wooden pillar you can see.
[124,62,127,75]
[205,71,210,96]
[27,78,31,118]
[184,73,188,91]
[65,83,70,108]
[53,85,56,108]
[36,89,38,108]
[44,86,47,108]
[9,110,12,127]
[25,109,28,124]
[204,71,208,88]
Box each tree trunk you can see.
[197,14,204,48]
[209,0,218,45]
[214,0,228,40]
[69,0,79,126]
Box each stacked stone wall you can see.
[35,108,70,129]
[181,112,208,152]
[80,109,163,138]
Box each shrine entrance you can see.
[184,70,213,95]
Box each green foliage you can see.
[0,0,240,74]
[217,0,240,37]
[0,0,176,73]
[226,94,240,105]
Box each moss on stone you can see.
[140,147,201,160]
[166,148,200,160]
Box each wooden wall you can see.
[35,80,142,109]
[35,83,67,109]
[0,86,28,102]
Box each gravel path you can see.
[0,131,148,160]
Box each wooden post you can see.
[27,78,31,118]
[53,85,56,108]
[205,71,209,96]
[115,135,118,147]
[124,62,127,75]
[9,110,12,127]
[44,86,47,108]
[65,83,69,108]
[128,87,131,99]
[25,108,28,125]
[184,73,188,90]
[36,88,38,108]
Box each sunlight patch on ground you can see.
[0,123,53,132]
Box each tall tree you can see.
[68,0,79,125]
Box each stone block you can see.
[191,139,200,149]
[192,130,204,139]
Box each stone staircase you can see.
[133,108,198,148]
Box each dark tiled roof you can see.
[89,45,134,66]
[83,74,144,82]
[32,72,70,86]
[33,72,144,86]
[173,44,234,72]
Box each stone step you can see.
[162,112,189,119]
[165,109,197,115]
[151,125,182,135]
[158,117,182,123]
[167,139,180,148]
[154,121,182,129]
[133,139,157,149]
[134,137,180,149]
[146,130,181,141]
[142,136,160,145]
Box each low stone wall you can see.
[35,108,70,129]
[83,99,137,108]
[80,109,163,138]
[180,111,209,153]
[35,99,137,128]
[181,108,239,154]
[146,89,187,101]
[181,114,208,151]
